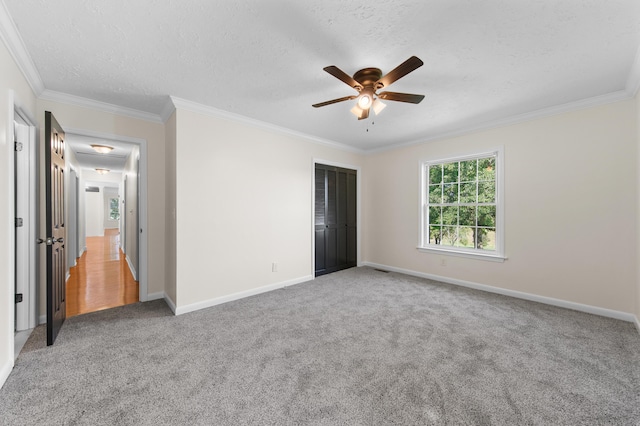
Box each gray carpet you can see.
[1,267,639,425]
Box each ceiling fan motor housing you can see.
[353,68,383,89]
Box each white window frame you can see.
[418,147,506,262]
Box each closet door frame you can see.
[312,159,361,278]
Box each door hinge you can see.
[14,142,23,152]
[15,293,23,303]
[15,218,23,227]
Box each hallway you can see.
[66,229,139,317]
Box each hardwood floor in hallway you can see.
[66,228,139,317]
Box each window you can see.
[109,197,120,221]
[419,148,504,260]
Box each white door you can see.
[14,121,31,331]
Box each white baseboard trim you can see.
[147,291,177,314]
[0,359,13,391]
[362,262,637,324]
[175,275,313,316]
[38,315,45,325]
[146,291,165,301]
[125,255,138,281]
[634,315,640,334]
[163,294,177,314]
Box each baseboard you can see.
[145,291,177,314]
[0,359,12,391]
[362,262,637,324]
[125,255,138,281]
[635,315,640,334]
[163,294,177,314]
[147,291,165,301]
[175,275,313,316]
[38,315,45,325]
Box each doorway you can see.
[64,128,149,315]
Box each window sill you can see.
[417,246,507,262]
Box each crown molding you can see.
[168,96,363,154]
[0,0,44,95]
[159,97,176,122]
[63,126,146,145]
[625,44,640,97]
[39,89,163,124]
[366,90,633,155]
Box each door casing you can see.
[64,127,149,301]
[13,98,38,333]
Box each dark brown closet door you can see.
[315,164,356,276]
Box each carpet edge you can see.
[363,262,637,325]
[174,275,313,316]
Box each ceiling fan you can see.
[312,56,425,120]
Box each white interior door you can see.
[14,120,33,331]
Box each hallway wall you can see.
[85,190,103,237]
[82,179,121,238]
[636,92,640,326]
[123,145,140,279]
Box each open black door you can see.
[43,111,66,345]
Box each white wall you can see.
[123,145,140,278]
[64,147,80,270]
[165,111,177,306]
[82,171,122,238]
[636,92,640,325]
[365,99,637,315]
[171,107,363,311]
[85,190,103,237]
[0,36,37,388]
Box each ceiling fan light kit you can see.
[372,98,386,115]
[313,56,425,120]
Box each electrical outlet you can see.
[272,262,278,272]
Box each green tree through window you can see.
[109,197,120,221]
[423,152,501,255]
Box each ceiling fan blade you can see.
[378,91,425,104]
[312,95,357,108]
[376,56,424,89]
[323,66,364,91]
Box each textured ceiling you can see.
[4,0,640,151]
